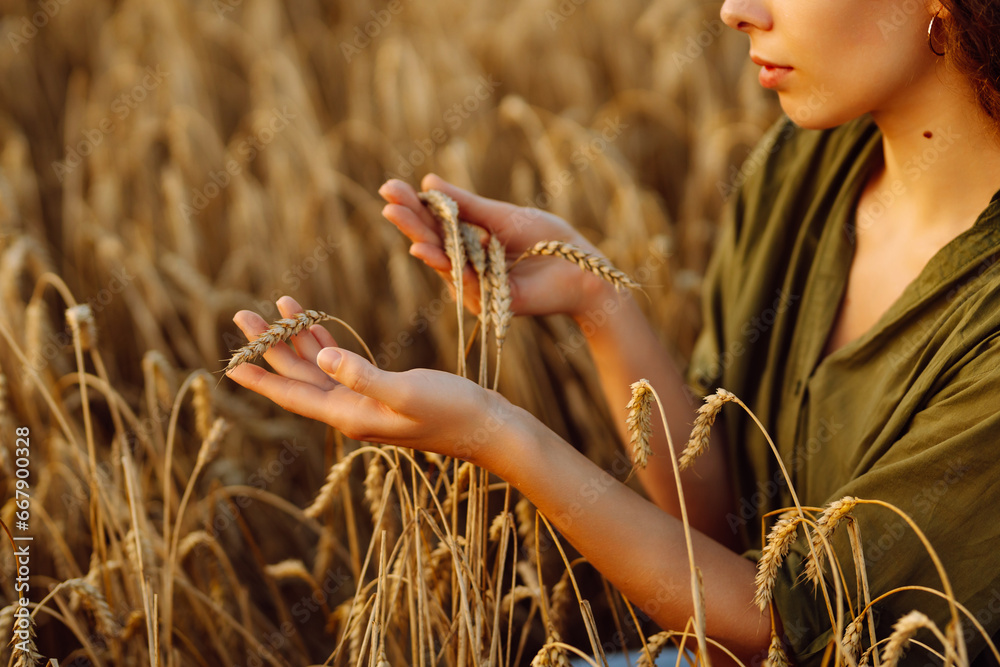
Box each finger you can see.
[383,203,442,247]
[226,362,348,423]
[318,347,411,407]
[309,323,338,348]
[409,242,452,273]
[379,180,440,232]
[231,310,334,388]
[276,296,324,363]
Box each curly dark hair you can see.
[941,0,1000,121]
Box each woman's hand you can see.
[226,296,522,464]
[380,173,619,321]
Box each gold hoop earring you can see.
[927,12,946,56]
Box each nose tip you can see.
[719,0,770,32]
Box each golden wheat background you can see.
[0,0,780,664]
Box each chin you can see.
[780,96,857,131]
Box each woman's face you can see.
[720,0,942,128]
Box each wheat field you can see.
[0,0,791,664]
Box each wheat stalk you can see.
[419,190,467,377]
[191,372,214,440]
[224,309,372,374]
[625,379,654,477]
[842,614,865,664]
[804,496,858,588]
[363,454,387,522]
[517,241,638,292]
[461,222,492,386]
[764,631,791,667]
[488,235,513,390]
[753,516,801,610]
[637,631,674,667]
[680,388,736,471]
[62,577,120,639]
[881,611,940,666]
[66,303,97,351]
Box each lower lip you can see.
[758,65,793,89]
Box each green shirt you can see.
[688,115,1000,664]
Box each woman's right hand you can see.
[379,173,619,320]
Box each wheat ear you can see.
[753,516,801,610]
[882,611,944,667]
[419,190,467,377]
[804,496,858,588]
[518,240,638,291]
[461,221,491,386]
[224,309,373,374]
[842,614,865,664]
[488,234,512,390]
[680,388,736,471]
[625,379,654,478]
[765,632,791,667]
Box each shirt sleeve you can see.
[764,332,1000,665]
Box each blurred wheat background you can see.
[0,0,780,664]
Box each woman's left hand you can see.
[225,296,519,463]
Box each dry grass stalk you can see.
[518,241,638,292]
[419,190,466,376]
[65,304,97,351]
[680,388,736,471]
[804,496,858,588]
[488,234,513,390]
[764,631,791,667]
[881,611,937,667]
[625,379,654,475]
[754,516,800,610]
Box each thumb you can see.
[318,348,395,403]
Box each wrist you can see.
[470,393,544,485]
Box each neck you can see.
[869,67,1000,235]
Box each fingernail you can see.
[318,348,343,373]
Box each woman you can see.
[227,0,1000,662]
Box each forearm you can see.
[484,409,770,663]
[571,282,737,547]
